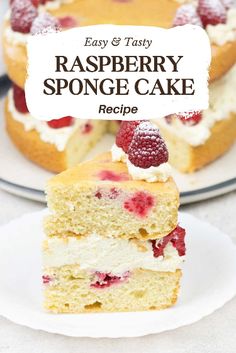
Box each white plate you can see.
[1,96,236,204]
[0,211,236,338]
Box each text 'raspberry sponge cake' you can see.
[43,122,186,313]
[3,0,236,88]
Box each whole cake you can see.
[43,122,186,313]
[2,0,236,173]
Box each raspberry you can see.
[116,120,142,153]
[127,121,169,169]
[164,115,173,124]
[81,122,93,134]
[13,84,29,113]
[95,190,102,199]
[97,170,129,182]
[40,0,53,4]
[91,271,130,289]
[95,187,120,200]
[124,191,154,218]
[58,16,78,29]
[31,13,60,35]
[177,111,202,126]
[31,0,40,7]
[47,116,75,129]
[108,187,120,199]
[197,0,227,27]
[10,0,41,6]
[173,4,203,27]
[42,275,53,284]
[151,225,186,258]
[170,226,186,256]
[10,0,38,33]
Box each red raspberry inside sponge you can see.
[124,191,155,218]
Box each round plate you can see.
[1,97,236,204]
[0,211,236,338]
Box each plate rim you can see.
[0,210,236,338]
[1,176,236,204]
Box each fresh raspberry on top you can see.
[31,0,40,7]
[10,0,38,34]
[173,4,203,27]
[31,13,60,35]
[115,120,141,153]
[164,115,173,125]
[197,0,227,27]
[47,116,75,129]
[13,0,40,7]
[177,111,202,126]
[13,84,29,113]
[40,0,53,4]
[127,121,169,169]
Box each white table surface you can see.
[0,188,236,353]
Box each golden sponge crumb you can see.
[43,265,181,313]
[45,185,179,240]
[157,113,236,173]
[5,99,107,173]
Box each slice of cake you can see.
[43,121,186,313]
[45,151,179,240]
[42,226,185,313]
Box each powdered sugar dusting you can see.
[128,121,169,169]
[11,0,38,33]
[173,4,203,26]
[197,0,227,27]
[31,12,60,35]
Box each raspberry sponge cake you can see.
[2,0,236,174]
[43,122,186,313]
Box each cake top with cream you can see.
[47,151,177,193]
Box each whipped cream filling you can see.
[156,63,236,146]
[43,233,184,275]
[111,143,172,182]
[8,89,85,151]
[111,144,127,162]
[4,26,29,45]
[206,8,236,46]
[127,159,172,183]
